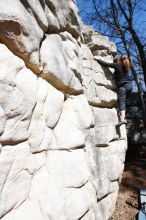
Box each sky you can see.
[76,0,146,37]
[76,0,146,92]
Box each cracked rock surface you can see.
[0,1,127,220]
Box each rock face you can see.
[0,1,127,220]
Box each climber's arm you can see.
[95,58,118,69]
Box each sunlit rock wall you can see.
[0,1,127,220]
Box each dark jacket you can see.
[97,59,132,86]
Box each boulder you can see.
[0,1,128,220]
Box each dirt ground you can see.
[109,146,146,220]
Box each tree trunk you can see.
[129,27,146,85]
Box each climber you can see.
[95,55,132,126]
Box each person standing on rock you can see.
[95,55,132,126]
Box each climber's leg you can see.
[117,83,132,126]
[117,86,127,126]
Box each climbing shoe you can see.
[116,119,127,126]
[119,136,126,140]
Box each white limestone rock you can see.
[92,61,116,90]
[88,33,117,55]
[80,23,117,55]
[0,143,35,219]
[0,145,47,220]
[5,200,46,220]
[40,32,83,93]
[81,54,117,107]
[0,1,128,220]
[0,0,44,74]
[45,5,60,33]
[0,149,96,220]
[45,0,81,37]
[13,186,92,220]
[54,121,86,150]
[85,133,127,219]
[80,24,94,44]
[91,107,119,146]
[46,150,90,188]
[96,184,119,220]
[28,78,63,153]
[43,186,91,220]
[80,43,94,61]
[94,49,113,57]
[0,106,6,136]
[54,94,94,149]
[20,0,48,32]
[84,81,117,108]
[28,78,48,153]
[0,44,37,145]
[44,84,64,128]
